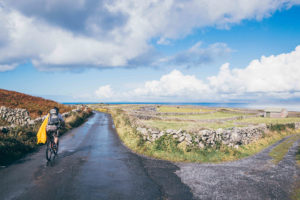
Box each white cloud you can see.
[95,85,114,99]
[0,0,299,71]
[111,0,296,40]
[131,70,211,100]
[208,45,300,94]
[0,63,17,72]
[95,45,300,101]
[0,7,147,70]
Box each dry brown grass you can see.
[0,88,73,118]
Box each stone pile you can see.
[137,124,268,149]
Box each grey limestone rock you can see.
[178,136,185,142]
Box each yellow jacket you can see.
[36,114,49,144]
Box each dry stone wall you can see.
[137,124,269,149]
[0,106,32,126]
[0,106,86,133]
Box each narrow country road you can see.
[0,112,193,200]
[1,111,299,200]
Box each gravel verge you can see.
[176,136,300,199]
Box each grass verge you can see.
[98,107,297,163]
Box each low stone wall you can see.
[0,106,87,133]
[137,124,268,149]
[0,106,32,126]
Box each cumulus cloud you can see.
[208,45,300,95]
[5,0,128,35]
[132,70,210,98]
[0,3,149,71]
[0,0,299,71]
[96,45,300,101]
[95,85,114,99]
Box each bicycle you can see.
[46,131,59,161]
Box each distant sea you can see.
[63,102,300,111]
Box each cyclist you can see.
[46,107,65,148]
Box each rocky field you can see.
[92,104,300,163]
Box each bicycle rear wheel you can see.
[46,140,54,161]
[53,141,59,155]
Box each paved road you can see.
[0,112,193,200]
[2,111,299,200]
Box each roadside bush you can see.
[136,134,145,147]
[116,108,122,115]
[0,134,36,165]
[123,116,131,126]
[268,123,295,132]
[153,135,180,152]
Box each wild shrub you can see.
[214,140,222,150]
[123,116,131,126]
[115,119,120,128]
[268,123,295,132]
[116,108,122,115]
[236,116,243,120]
[153,135,180,152]
[137,135,145,147]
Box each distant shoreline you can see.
[62,102,300,112]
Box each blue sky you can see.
[0,1,300,103]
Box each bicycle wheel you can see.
[53,141,59,155]
[46,140,53,161]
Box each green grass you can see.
[157,106,213,113]
[96,105,298,163]
[143,116,300,131]
[143,119,246,131]
[148,130,297,163]
[96,105,300,198]
[269,134,300,164]
[163,111,249,120]
[143,120,198,130]
[234,117,300,125]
